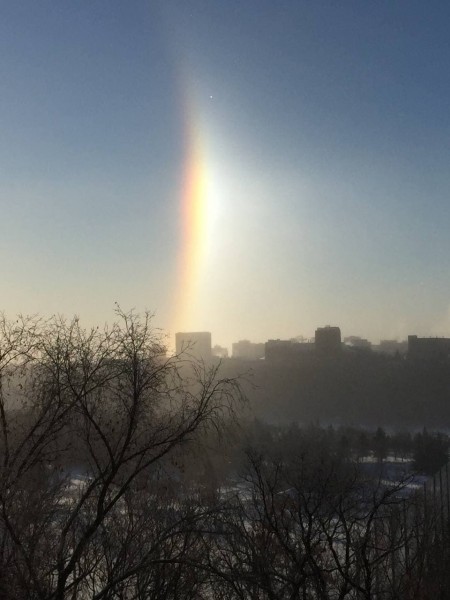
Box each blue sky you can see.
[2,0,450,348]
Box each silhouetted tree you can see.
[0,310,242,599]
[205,439,418,600]
[373,427,388,463]
[413,429,448,475]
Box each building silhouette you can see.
[265,339,314,362]
[315,326,342,355]
[175,332,212,361]
[408,335,450,362]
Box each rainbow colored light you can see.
[171,102,211,334]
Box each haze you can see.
[2,1,450,350]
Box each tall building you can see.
[315,326,342,355]
[175,332,212,361]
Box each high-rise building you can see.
[315,326,342,355]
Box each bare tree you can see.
[0,309,242,599]
[205,439,421,600]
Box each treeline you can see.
[0,312,449,599]
[231,421,449,475]
[222,353,450,428]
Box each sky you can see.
[2,0,450,350]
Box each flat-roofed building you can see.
[315,326,342,355]
[408,335,450,362]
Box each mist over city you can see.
[2,1,450,598]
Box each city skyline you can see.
[2,2,450,350]
[176,324,450,356]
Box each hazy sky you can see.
[2,1,450,349]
